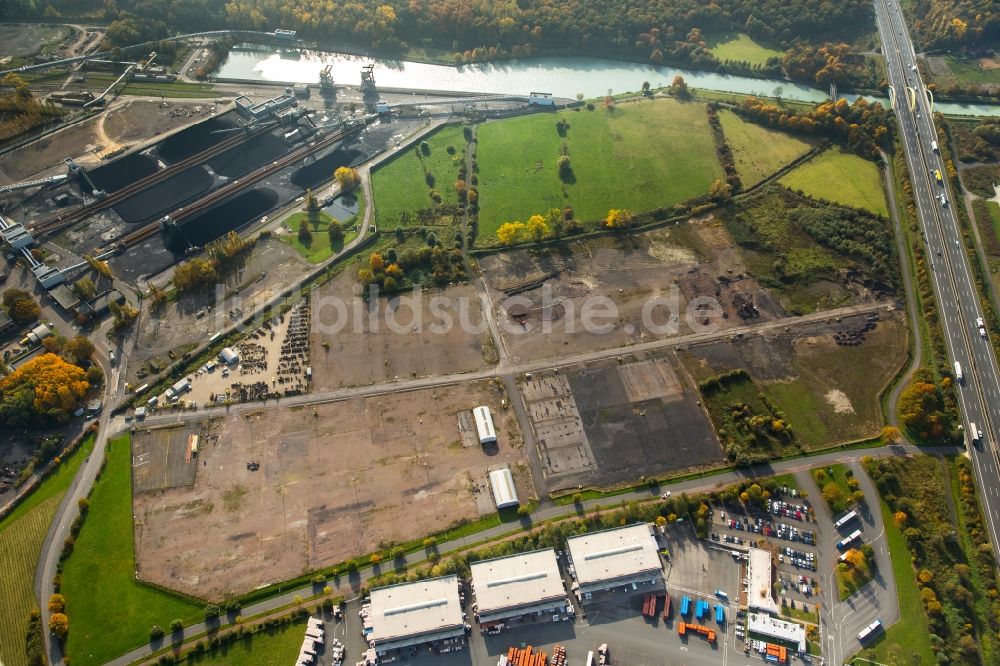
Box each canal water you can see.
[218,47,1000,117]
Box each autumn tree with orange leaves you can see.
[0,353,89,425]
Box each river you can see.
[218,47,1000,117]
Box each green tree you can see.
[328,219,344,245]
[3,288,40,324]
[64,335,95,364]
[305,189,320,229]
[173,258,218,292]
[298,219,313,245]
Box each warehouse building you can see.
[747,612,807,653]
[488,466,519,510]
[470,549,569,626]
[365,576,465,655]
[473,405,497,445]
[747,547,777,614]
[565,524,663,598]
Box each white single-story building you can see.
[470,549,568,625]
[488,466,519,510]
[366,575,465,654]
[566,524,663,597]
[473,406,497,445]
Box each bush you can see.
[150,624,165,640]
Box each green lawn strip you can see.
[282,211,359,263]
[857,499,936,664]
[63,435,202,666]
[708,33,784,66]
[716,109,816,187]
[780,604,818,625]
[948,458,998,663]
[0,435,94,666]
[182,619,308,666]
[779,146,889,217]
[372,124,467,228]
[988,201,1000,244]
[476,98,722,236]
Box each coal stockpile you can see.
[164,188,278,253]
[89,153,158,193]
[289,148,362,190]
[208,133,286,179]
[114,166,214,224]
[157,117,238,164]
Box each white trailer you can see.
[954,361,963,382]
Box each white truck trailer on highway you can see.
[955,361,964,382]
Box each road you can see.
[109,443,956,666]
[875,0,1000,561]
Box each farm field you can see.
[372,124,467,227]
[62,435,202,666]
[780,146,888,217]
[681,310,908,452]
[717,109,817,186]
[708,33,784,66]
[184,619,308,665]
[932,55,1000,86]
[0,436,94,666]
[476,97,723,237]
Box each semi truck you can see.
[858,619,884,643]
[969,422,981,448]
[834,510,859,530]
[955,361,963,382]
[837,529,863,550]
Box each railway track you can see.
[112,119,368,249]
[29,126,266,235]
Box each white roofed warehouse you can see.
[473,405,497,445]
[470,549,569,625]
[488,466,519,510]
[565,524,663,598]
[365,575,466,655]
[747,547,777,614]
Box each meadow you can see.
[62,435,202,666]
[708,33,784,66]
[780,146,889,217]
[717,109,817,187]
[476,97,723,237]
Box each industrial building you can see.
[488,466,519,510]
[565,524,663,598]
[365,575,465,655]
[747,612,807,653]
[470,549,569,626]
[473,405,497,445]
[746,547,777,613]
[234,93,297,122]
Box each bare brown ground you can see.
[479,218,784,364]
[133,381,528,600]
[310,271,492,390]
[129,238,307,386]
[103,100,216,145]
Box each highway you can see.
[871,0,1000,653]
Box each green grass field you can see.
[717,109,816,187]
[63,435,201,666]
[372,124,467,227]
[988,202,1000,243]
[476,98,723,237]
[185,620,308,665]
[282,207,360,263]
[0,436,94,666]
[811,463,855,514]
[780,147,888,217]
[856,500,936,663]
[709,33,784,66]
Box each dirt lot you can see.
[128,238,309,386]
[0,24,70,59]
[132,381,530,600]
[0,100,219,184]
[679,308,907,448]
[479,218,784,365]
[522,353,724,494]
[310,270,493,390]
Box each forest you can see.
[906,0,999,48]
[5,0,879,85]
